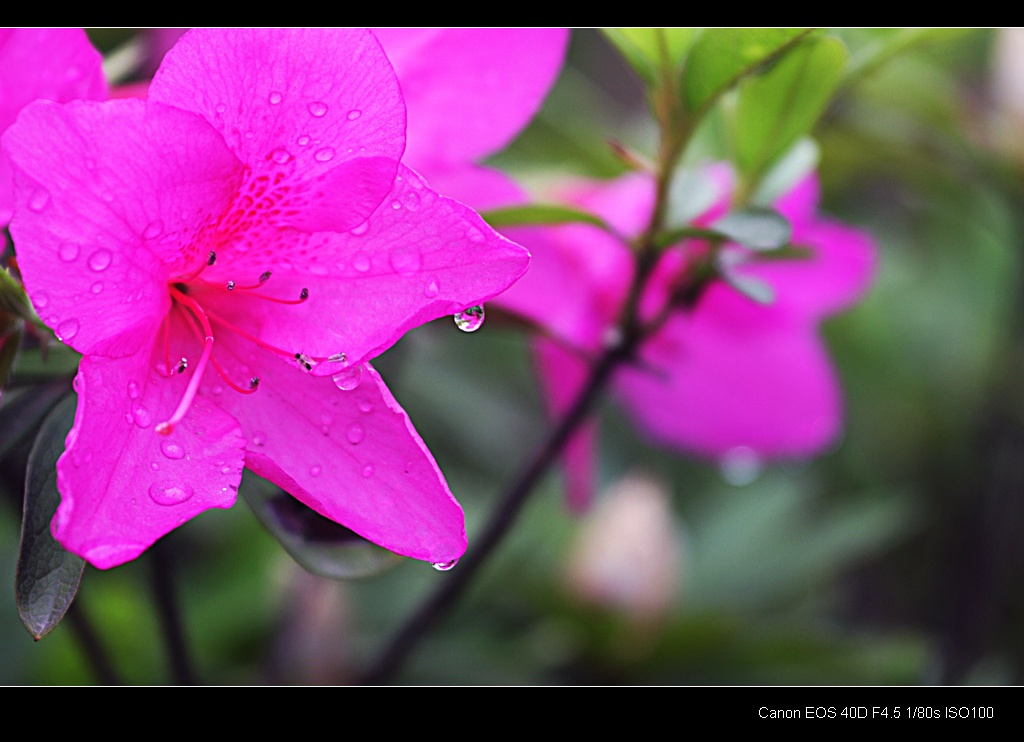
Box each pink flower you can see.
[0,28,106,226]
[496,167,877,509]
[2,28,529,569]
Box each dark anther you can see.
[258,271,272,284]
[177,358,188,374]
[226,280,236,291]
[207,251,217,266]
[249,377,260,390]
[299,288,309,301]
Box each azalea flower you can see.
[2,28,529,569]
[495,167,877,509]
[0,28,106,226]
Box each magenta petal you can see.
[211,341,466,563]
[199,165,530,371]
[534,338,597,513]
[150,28,405,227]
[617,294,843,458]
[373,28,567,169]
[3,98,243,358]
[0,28,107,225]
[55,347,246,570]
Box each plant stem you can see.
[150,538,198,685]
[66,598,121,685]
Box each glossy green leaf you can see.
[0,380,71,461]
[16,393,84,640]
[735,36,847,181]
[711,208,792,251]
[603,28,696,85]
[482,203,612,231]
[244,485,402,580]
[683,28,811,115]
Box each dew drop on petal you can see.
[252,431,267,447]
[28,188,50,212]
[431,559,459,572]
[127,381,140,399]
[403,191,421,211]
[56,318,80,341]
[346,109,362,121]
[309,464,322,477]
[314,147,335,162]
[142,220,164,240]
[132,403,152,428]
[466,225,485,243]
[357,399,373,414]
[34,292,49,309]
[297,134,311,147]
[88,249,112,272]
[160,440,185,460]
[424,279,439,298]
[332,364,363,391]
[151,462,160,471]
[390,199,402,210]
[350,220,369,236]
[148,482,194,506]
[389,248,422,276]
[308,101,328,117]
[220,465,233,474]
[268,91,283,105]
[346,423,365,445]
[361,464,374,478]
[59,243,79,262]
[454,305,485,332]
[90,281,104,295]
[352,253,371,272]
[270,147,293,164]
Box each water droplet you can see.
[309,464,322,477]
[389,248,422,276]
[34,291,49,308]
[160,440,185,460]
[215,103,227,114]
[466,225,485,243]
[220,465,233,474]
[327,352,347,364]
[314,147,335,162]
[148,482,194,506]
[346,109,362,121]
[332,364,363,391]
[357,399,373,414]
[424,279,439,298]
[308,101,328,117]
[28,188,50,212]
[142,220,164,240]
[361,464,374,478]
[454,305,485,332]
[352,254,371,272]
[719,446,763,486]
[268,91,283,105]
[390,199,402,210]
[56,318,80,341]
[297,134,311,147]
[150,462,160,471]
[252,431,266,447]
[346,423,365,444]
[403,191,421,211]
[127,381,140,399]
[90,281,104,294]
[431,559,459,572]
[270,147,293,164]
[131,403,152,428]
[88,249,112,272]
[59,243,79,262]
[350,220,369,236]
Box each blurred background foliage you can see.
[4,28,1024,685]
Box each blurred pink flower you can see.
[0,28,106,226]
[2,28,528,568]
[496,167,877,509]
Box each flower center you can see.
[153,251,314,436]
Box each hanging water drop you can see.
[454,305,485,332]
[88,248,112,272]
[332,364,363,391]
[160,440,186,460]
[56,318,80,341]
[431,559,459,572]
[148,482,194,506]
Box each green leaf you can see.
[604,28,696,85]
[683,28,812,115]
[16,393,85,640]
[844,28,976,88]
[482,203,612,231]
[244,485,401,580]
[719,268,775,305]
[0,266,33,320]
[711,208,792,251]
[735,36,847,182]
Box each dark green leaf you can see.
[0,322,22,391]
[17,393,84,640]
[0,267,32,320]
[735,36,847,181]
[0,379,71,461]
[711,208,792,251]
[244,485,401,580]
[683,28,811,115]
[482,203,612,231]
